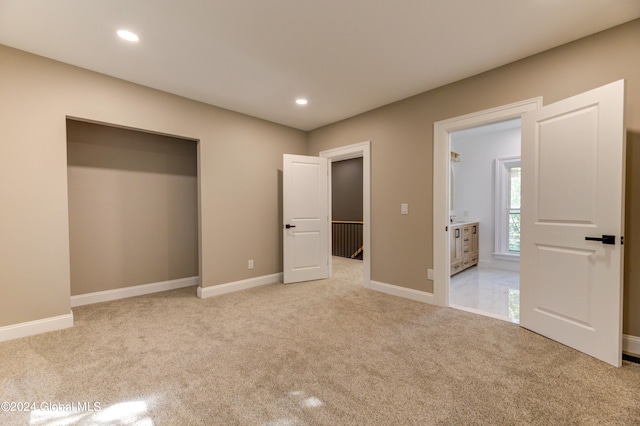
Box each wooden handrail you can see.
[332,220,364,224]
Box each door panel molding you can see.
[520,80,625,367]
[283,154,329,284]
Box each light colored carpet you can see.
[1,257,639,425]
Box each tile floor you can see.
[450,266,520,323]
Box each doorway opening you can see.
[435,82,626,366]
[321,141,371,288]
[331,157,364,260]
[432,98,542,318]
[330,157,364,288]
[449,119,521,322]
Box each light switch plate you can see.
[427,269,434,280]
[401,203,409,215]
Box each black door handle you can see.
[585,235,615,245]
[285,224,296,229]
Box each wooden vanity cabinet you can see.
[450,222,479,275]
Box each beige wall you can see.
[0,44,306,327]
[2,20,639,338]
[307,20,640,336]
[67,120,199,295]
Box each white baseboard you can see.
[478,259,520,272]
[71,276,200,307]
[0,312,74,343]
[623,334,640,356]
[369,280,436,304]
[197,273,283,299]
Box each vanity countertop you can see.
[450,221,478,226]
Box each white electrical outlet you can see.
[248,260,254,269]
[427,269,434,280]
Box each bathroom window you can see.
[494,157,521,260]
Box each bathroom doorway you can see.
[449,119,521,323]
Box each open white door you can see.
[283,154,329,284]
[520,80,625,367]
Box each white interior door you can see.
[283,154,329,284]
[520,80,625,367]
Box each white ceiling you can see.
[1,1,639,131]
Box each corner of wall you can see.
[0,312,74,343]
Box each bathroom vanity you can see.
[450,222,479,275]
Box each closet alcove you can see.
[66,119,199,297]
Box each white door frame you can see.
[433,99,541,307]
[320,141,371,288]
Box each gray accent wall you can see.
[332,158,363,221]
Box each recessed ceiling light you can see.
[296,98,308,105]
[117,30,139,42]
